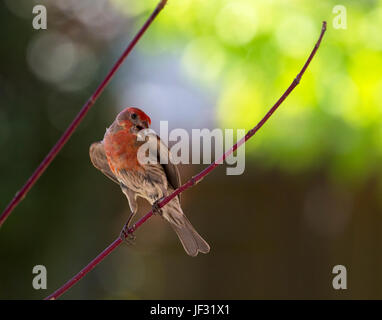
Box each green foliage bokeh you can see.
[112,0,382,183]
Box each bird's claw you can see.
[152,199,163,216]
[120,224,136,246]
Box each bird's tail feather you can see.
[169,215,210,257]
[161,196,210,257]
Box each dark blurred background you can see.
[1,0,382,299]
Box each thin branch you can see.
[45,21,327,300]
[0,0,168,228]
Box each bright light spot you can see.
[217,79,263,131]
[58,47,99,92]
[319,74,360,119]
[215,1,258,46]
[276,15,316,58]
[349,50,382,125]
[373,79,382,110]
[360,8,382,51]
[52,0,124,40]
[27,32,77,84]
[27,32,98,91]
[182,37,226,84]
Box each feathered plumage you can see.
[90,107,210,256]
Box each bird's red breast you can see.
[103,106,152,175]
[103,127,142,173]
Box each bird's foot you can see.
[120,223,136,245]
[152,198,164,216]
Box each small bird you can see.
[89,107,210,257]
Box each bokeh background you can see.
[1,0,382,299]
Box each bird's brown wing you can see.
[155,135,182,201]
[89,141,119,185]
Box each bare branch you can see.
[45,21,327,300]
[0,0,168,227]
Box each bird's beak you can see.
[130,121,147,134]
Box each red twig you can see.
[0,0,168,228]
[45,21,327,300]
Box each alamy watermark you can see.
[332,265,347,290]
[134,122,246,176]
[332,5,347,30]
[32,5,47,30]
[32,265,47,290]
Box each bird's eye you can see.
[131,113,137,120]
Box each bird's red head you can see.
[116,107,151,133]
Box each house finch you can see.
[89,107,210,257]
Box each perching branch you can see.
[0,0,168,228]
[45,21,327,300]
